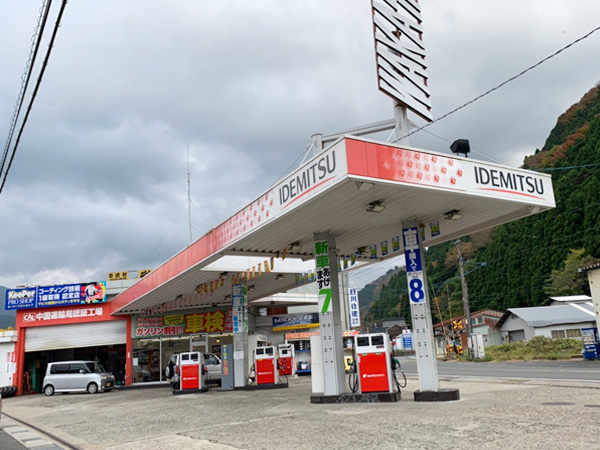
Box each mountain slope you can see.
[363,84,600,324]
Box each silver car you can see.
[43,361,116,396]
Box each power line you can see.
[534,162,600,172]
[392,25,600,145]
[0,0,53,181]
[0,0,69,196]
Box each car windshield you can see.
[84,362,105,373]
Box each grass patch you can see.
[484,336,583,361]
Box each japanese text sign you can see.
[6,281,107,310]
[403,227,426,304]
[315,240,332,313]
[348,287,361,327]
[134,310,233,338]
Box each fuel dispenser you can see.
[349,333,401,395]
[172,351,206,394]
[277,343,295,376]
[253,346,279,385]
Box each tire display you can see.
[1,385,17,398]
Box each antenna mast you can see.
[187,145,192,245]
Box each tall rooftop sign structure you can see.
[371,0,432,121]
[371,0,432,144]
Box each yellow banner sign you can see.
[108,271,129,281]
[164,314,184,326]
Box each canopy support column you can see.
[402,219,460,401]
[313,231,345,396]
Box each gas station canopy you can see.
[112,136,555,315]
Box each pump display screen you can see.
[357,336,370,347]
[371,335,384,346]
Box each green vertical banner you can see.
[315,240,332,313]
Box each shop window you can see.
[566,329,582,338]
[551,330,566,339]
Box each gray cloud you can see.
[1,0,599,289]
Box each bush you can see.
[484,337,583,361]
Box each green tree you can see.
[544,248,597,297]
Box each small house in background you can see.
[542,295,592,306]
[433,309,503,356]
[368,317,407,339]
[497,301,596,343]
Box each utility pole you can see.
[455,240,472,358]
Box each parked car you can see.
[165,352,222,384]
[132,364,152,382]
[43,361,116,396]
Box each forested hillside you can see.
[363,84,600,328]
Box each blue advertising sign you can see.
[402,334,413,350]
[5,288,37,310]
[273,313,319,331]
[5,281,107,310]
[231,284,248,333]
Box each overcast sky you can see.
[1,0,599,290]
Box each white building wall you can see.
[533,322,596,339]
[586,268,600,331]
[0,330,18,387]
[500,315,536,341]
[473,324,503,347]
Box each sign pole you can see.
[394,102,411,146]
[232,283,249,388]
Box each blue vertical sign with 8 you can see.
[402,226,426,304]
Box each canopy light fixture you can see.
[275,274,285,280]
[450,139,470,157]
[288,242,302,252]
[248,285,256,291]
[357,246,367,255]
[219,271,229,278]
[366,200,385,213]
[444,209,462,220]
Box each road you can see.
[398,357,600,382]
[2,360,600,449]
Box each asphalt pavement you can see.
[2,369,600,450]
[0,417,64,449]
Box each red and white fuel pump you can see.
[172,351,206,394]
[351,333,398,394]
[277,343,295,376]
[254,345,279,385]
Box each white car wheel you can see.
[44,385,55,396]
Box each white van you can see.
[43,361,116,396]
